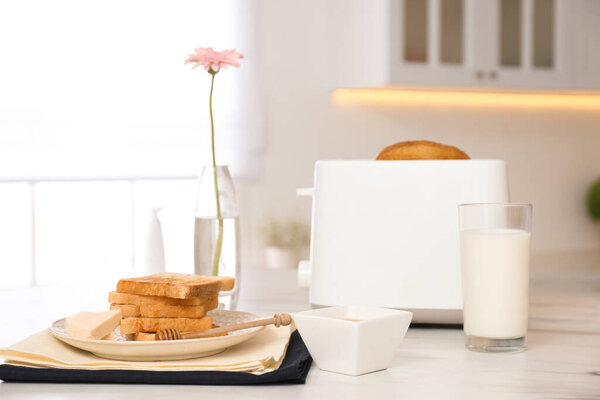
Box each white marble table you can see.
[1,252,599,399]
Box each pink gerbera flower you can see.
[185,46,244,276]
[184,47,244,73]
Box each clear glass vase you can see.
[194,165,240,310]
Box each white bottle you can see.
[145,208,165,274]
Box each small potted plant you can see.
[260,218,310,269]
[587,178,600,221]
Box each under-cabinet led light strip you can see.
[332,87,600,109]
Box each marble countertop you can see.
[1,251,599,399]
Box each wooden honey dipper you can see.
[155,313,293,341]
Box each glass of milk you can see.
[458,203,532,353]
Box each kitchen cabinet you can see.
[389,0,599,89]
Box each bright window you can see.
[0,0,262,287]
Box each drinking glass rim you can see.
[458,202,532,209]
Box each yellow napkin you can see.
[0,325,293,375]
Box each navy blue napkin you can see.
[0,330,311,385]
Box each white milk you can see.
[460,229,531,339]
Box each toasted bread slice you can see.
[120,316,213,335]
[131,327,227,341]
[116,273,235,299]
[108,291,218,307]
[110,303,210,318]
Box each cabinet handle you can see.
[475,70,484,80]
[488,71,498,80]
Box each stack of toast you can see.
[109,273,235,341]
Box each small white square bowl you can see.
[292,306,412,376]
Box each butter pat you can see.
[65,309,122,339]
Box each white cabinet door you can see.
[491,0,574,89]
[390,0,476,86]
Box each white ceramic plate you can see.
[49,309,264,361]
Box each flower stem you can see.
[209,72,224,277]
